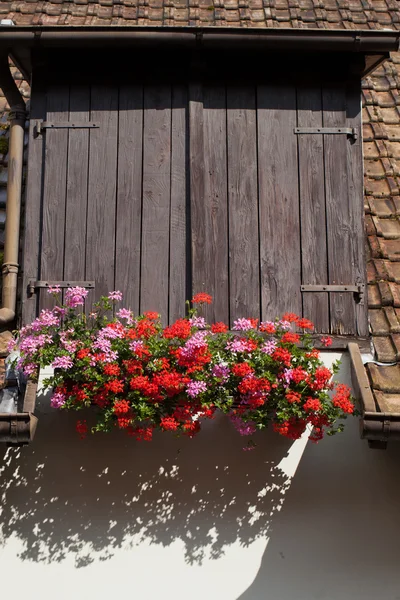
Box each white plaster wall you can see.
[1,353,400,600]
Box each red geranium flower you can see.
[192,293,212,305]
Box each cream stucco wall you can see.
[1,353,400,600]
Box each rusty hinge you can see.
[301,283,365,305]
[294,127,358,142]
[28,280,95,296]
[35,121,99,136]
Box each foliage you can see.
[10,287,355,446]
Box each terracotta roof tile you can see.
[0,0,398,26]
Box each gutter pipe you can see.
[0,27,399,53]
[0,52,26,325]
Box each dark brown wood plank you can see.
[116,84,143,315]
[169,85,188,323]
[21,80,47,325]
[227,85,260,323]
[189,83,206,314]
[297,86,329,333]
[64,86,89,286]
[323,85,356,335]
[39,84,70,312]
[140,85,171,321]
[202,85,229,324]
[257,84,301,320]
[86,85,118,303]
[346,81,368,337]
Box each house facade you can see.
[1,3,400,599]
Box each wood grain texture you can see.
[202,85,229,324]
[257,84,301,320]
[189,83,206,313]
[169,85,188,323]
[39,84,69,312]
[346,81,368,337]
[297,86,329,332]
[86,85,118,302]
[21,80,46,325]
[323,85,356,334]
[140,85,171,321]
[227,85,260,323]
[116,84,143,314]
[64,86,90,284]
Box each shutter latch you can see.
[28,280,95,296]
[301,283,365,305]
[35,121,99,136]
[294,127,358,142]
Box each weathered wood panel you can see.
[323,85,356,334]
[257,84,301,320]
[297,86,330,332]
[189,83,206,313]
[140,85,171,320]
[39,84,70,312]
[64,86,90,286]
[21,79,47,325]
[202,85,229,324]
[227,85,260,322]
[169,85,188,323]
[86,86,118,302]
[346,81,368,337]
[116,84,143,314]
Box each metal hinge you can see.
[294,127,358,142]
[35,121,99,136]
[301,283,365,305]
[28,280,95,296]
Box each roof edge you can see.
[1,26,399,53]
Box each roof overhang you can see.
[1,26,399,80]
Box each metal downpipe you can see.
[0,53,27,325]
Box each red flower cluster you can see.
[19,288,354,446]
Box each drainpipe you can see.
[0,52,27,324]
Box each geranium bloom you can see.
[211,322,228,333]
[117,308,133,324]
[333,384,354,414]
[113,400,130,416]
[186,380,207,398]
[259,321,276,334]
[232,362,254,378]
[192,293,212,304]
[50,389,66,408]
[303,397,322,412]
[163,319,192,340]
[297,318,314,330]
[65,286,89,308]
[160,417,179,431]
[52,355,74,370]
[212,363,230,381]
[282,312,299,323]
[321,336,333,347]
[261,339,277,355]
[232,318,255,331]
[47,285,61,295]
[281,332,300,345]
[189,316,207,329]
[108,290,123,301]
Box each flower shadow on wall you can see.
[0,403,295,568]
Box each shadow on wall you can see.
[0,401,292,569]
[238,418,400,600]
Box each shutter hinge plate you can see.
[301,283,365,304]
[294,127,358,141]
[28,280,95,296]
[35,121,99,136]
